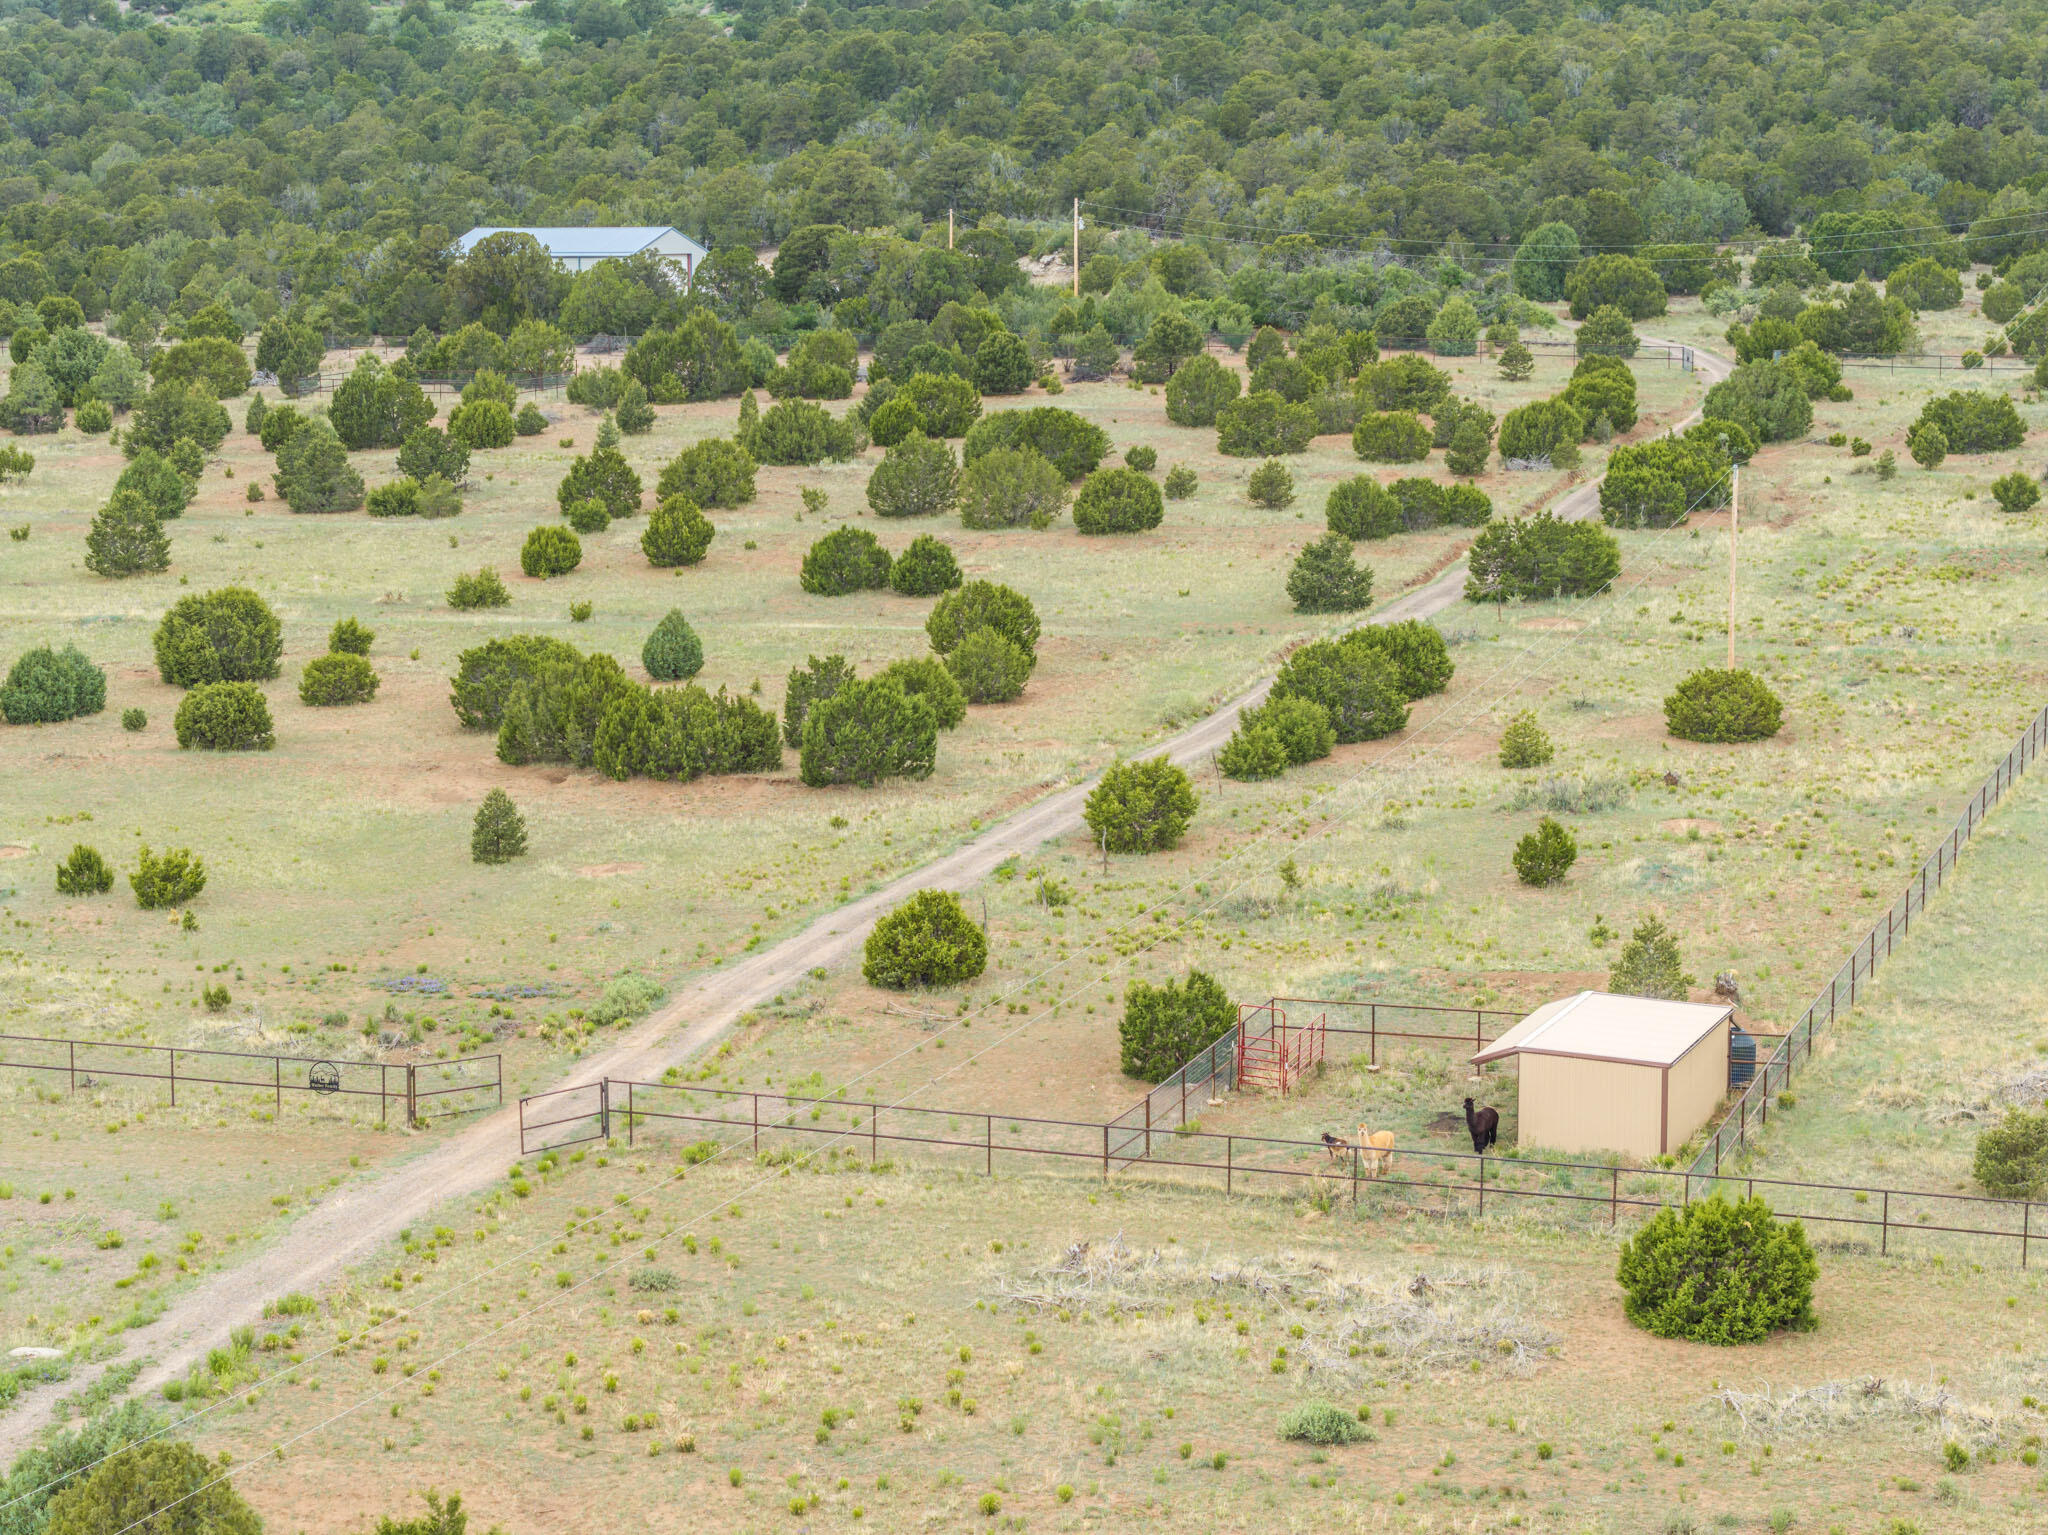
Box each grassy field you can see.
[176,1145,2048,1535]
[10,300,2048,1529]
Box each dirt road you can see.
[0,338,1727,1455]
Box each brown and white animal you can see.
[1359,1128,1397,1177]
[1463,1097,1499,1153]
[1319,1130,1355,1165]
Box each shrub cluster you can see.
[55,844,115,896]
[556,445,642,520]
[869,374,977,445]
[131,845,206,908]
[1325,477,1401,540]
[1084,757,1198,854]
[1286,532,1372,613]
[799,674,939,786]
[1663,667,1783,743]
[299,652,379,706]
[1218,695,1335,781]
[2,645,106,725]
[1269,634,1410,742]
[154,588,283,687]
[1073,466,1164,533]
[1974,1106,2048,1199]
[961,407,1109,479]
[658,437,756,508]
[1616,1196,1817,1344]
[1599,437,1731,528]
[1216,391,1317,457]
[867,433,959,518]
[521,525,583,579]
[959,447,1069,529]
[174,681,275,750]
[1464,513,1620,603]
[1119,970,1233,1082]
[1351,410,1431,463]
[1913,390,2026,454]
[926,582,1038,702]
[801,527,892,595]
[448,568,511,609]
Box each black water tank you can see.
[1728,1028,1756,1088]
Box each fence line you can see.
[1688,702,2048,1180]
[524,1077,2042,1268]
[0,1032,501,1127]
[1104,999,1521,1157]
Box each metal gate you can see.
[519,1081,609,1154]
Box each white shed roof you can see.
[1471,991,1732,1069]
[455,226,707,261]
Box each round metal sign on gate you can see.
[308,1061,342,1095]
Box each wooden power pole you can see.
[1072,198,1081,298]
[1727,461,1740,670]
[947,208,954,250]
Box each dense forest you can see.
[0,0,2042,348]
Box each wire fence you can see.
[1688,702,2048,1180]
[258,369,573,400]
[1104,999,1522,1159]
[0,1031,501,1127]
[524,1077,2044,1269]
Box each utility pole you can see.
[1727,460,1740,670]
[947,208,954,250]
[1072,198,1081,299]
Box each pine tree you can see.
[471,788,528,865]
[595,412,621,450]
[614,379,655,435]
[1497,710,1554,768]
[84,489,171,578]
[736,388,760,454]
[1497,341,1535,382]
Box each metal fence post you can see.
[1369,1004,1378,1067]
[1101,1124,1109,1182]
[168,1048,176,1107]
[1226,1134,1233,1195]
[1477,1154,1484,1217]
[2025,1202,2031,1271]
[1144,1095,1151,1160]
[497,1055,504,1108]
[380,1065,387,1127]
[406,1064,417,1127]
[870,1102,878,1164]
[751,1092,758,1154]
[985,1115,993,1176]
[627,1081,635,1148]
[1881,1190,1889,1256]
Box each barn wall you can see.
[1664,1018,1732,1155]
[1518,1054,1661,1159]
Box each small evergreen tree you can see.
[447,568,510,609]
[1616,1197,1817,1344]
[799,675,938,786]
[1074,466,1166,532]
[1974,1106,2048,1199]
[889,534,963,596]
[43,1441,262,1535]
[1498,710,1553,768]
[943,625,1033,703]
[783,653,857,748]
[520,525,582,578]
[153,588,282,687]
[1084,757,1198,854]
[55,844,114,896]
[1119,970,1234,1081]
[614,378,655,434]
[299,653,379,706]
[1286,532,1373,612]
[130,845,206,908]
[1445,418,1492,477]
[801,527,892,595]
[556,444,642,520]
[472,788,528,864]
[866,432,959,518]
[641,496,716,567]
[329,618,374,655]
[1513,816,1577,886]
[1607,915,1693,999]
[642,610,705,681]
[657,438,756,508]
[1664,668,1783,743]
[275,421,365,514]
[1907,420,1946,469]
[1,644,106,723]
[1992,471,2041,515]
[84,489,171,578]
[1162,465,1198,499]
[174,681,275,750]
[862,889,987,989]
[1247,459,1295,509]
[1497,340,1535,381]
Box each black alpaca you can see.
[1463,1096,1499,1153]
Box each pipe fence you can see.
[536,1077,2043,1269]
[1688,702,2048,1180]
[0,1032,501,1127]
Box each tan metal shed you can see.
[1471,991,1734,1160]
